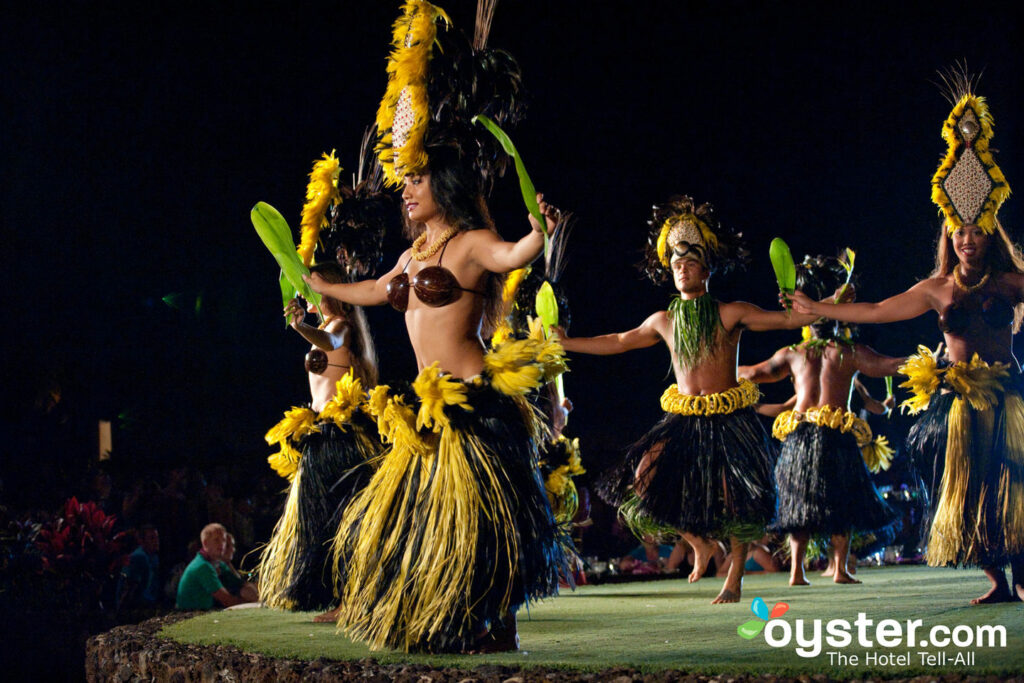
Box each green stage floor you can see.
[162,566,1023,678]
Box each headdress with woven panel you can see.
[643,195,748,284]
[931,67,1011,235]
[374,1,526,190]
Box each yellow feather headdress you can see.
[375,1,451,187]
[931,72,1011,235]
[297,151,342,266]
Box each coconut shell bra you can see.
[386,240,484,312]
[938,292,1014,335]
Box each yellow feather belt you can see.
[898,345,1011,414]
[660,378,760,416]
[265,371,368,481]
[772,405,893,473]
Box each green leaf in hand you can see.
[472,114,546,235]
[251,201,323,319]
[535,280,559,333]
[769,238,796,308]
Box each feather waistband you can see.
[898,345,1012,414]
[772,405,893,473]
[265,371,369,480]
[659,378,760,416]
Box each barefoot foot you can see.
[834,569,862,585]
[970,585,1014,605]
[711,587,741,604]
[790,576,810,586]
[313,606,341,623]
[689,543,712,583]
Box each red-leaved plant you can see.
[35,498,132,589]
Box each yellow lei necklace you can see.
[953,266,990,293]
[411,227,459,261]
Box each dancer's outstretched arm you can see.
[789,278,937,324]
[304,254,408,307]
[553,312,664,356]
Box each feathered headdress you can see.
[642,195,748,284]
[300,127,402,280]
[931,66,1011,235]
[374,0,527,191]
[794,252,858,343]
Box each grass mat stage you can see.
[162,566,1023,678]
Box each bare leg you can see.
[970,567,1014,605]
[821,554,835,577]
[664,539,688,573]
[313,606,340,623]
[1012,560,1024,602]
[831,534,861,584]
[633,442,664,498]
[712,538,747,604]
[789,533,810,586]
[847,552,858,575]
[681,532,715,583]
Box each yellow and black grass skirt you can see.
[259,404,380,611]
[901,349,1024,567]
[597,380,776,542]
[771,416,897,537]
[332,342,570,652]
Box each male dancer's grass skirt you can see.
[770,406,897,537]
[599,379,776,541]
[259,373,380,611]
[331,339,570,653]
[901,347,1024,567]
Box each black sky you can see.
[3,1,1022,470]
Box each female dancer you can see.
[259,262,380,620]
[790,81,1023,604]
[305,144,566,652]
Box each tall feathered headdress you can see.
[931,65,1011,235]
[374,0,527,191]
[642,195,748,284]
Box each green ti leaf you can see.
[251,201,323,321]
[472,114,544,233]
[535,280,559,332]
[769,238,796,294]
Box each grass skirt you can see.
[905,383,1024,568]
[332,380,569,652]
[773,423,897,537]
[258,418,378,611]
[598,407,776,541]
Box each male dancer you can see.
[557,196,820,603]
[740,257,902,586]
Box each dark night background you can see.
[2,1,1022,501]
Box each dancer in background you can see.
[740,254,902,586]
[259,143,394,620]
[790,72,1023,604]
[259,261,381,620]
[557,196,820,603]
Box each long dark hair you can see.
[931,219,1024,332]
[403,143,506,338]
[309,263,379,386]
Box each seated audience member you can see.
[218,532,259,603]
[116,524,161,610]
[175,523,246,609]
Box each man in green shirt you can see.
[176,523,248,610]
